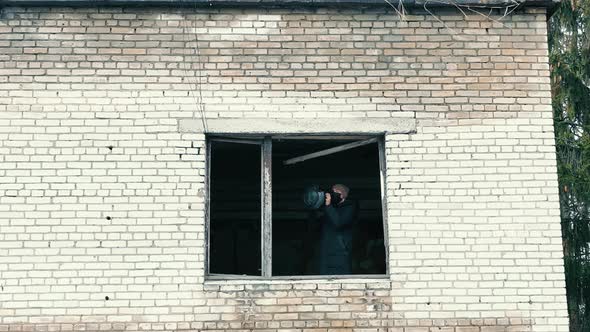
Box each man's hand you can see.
[325,192,331,206]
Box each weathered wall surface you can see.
[0,5,568,332]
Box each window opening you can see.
[208,139,262,276]
[207,136,387,277]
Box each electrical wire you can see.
[181,0,208,133]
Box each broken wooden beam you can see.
[283,137,378,165]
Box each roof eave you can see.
[0,0,561,9]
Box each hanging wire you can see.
[192,0,208,133]
[181,0,208,133]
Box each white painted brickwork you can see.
[0,5,568,332]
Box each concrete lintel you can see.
[178,117,416,135]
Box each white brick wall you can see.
[0,5,568,332]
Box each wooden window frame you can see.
[205,134,390,279]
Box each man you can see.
[318,184,358,275]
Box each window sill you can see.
[204,274,390,285]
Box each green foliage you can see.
[549,0,590,330]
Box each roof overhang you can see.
[0,0,560,9]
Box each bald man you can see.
[318,184,358,275]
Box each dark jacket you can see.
[318,199,358,275]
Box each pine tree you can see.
[549,0,590,330]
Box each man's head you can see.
[332,184,350,202]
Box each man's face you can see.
[332,187,347,200]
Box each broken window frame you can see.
[205,134,390,279]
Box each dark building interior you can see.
[208,137,386,276]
